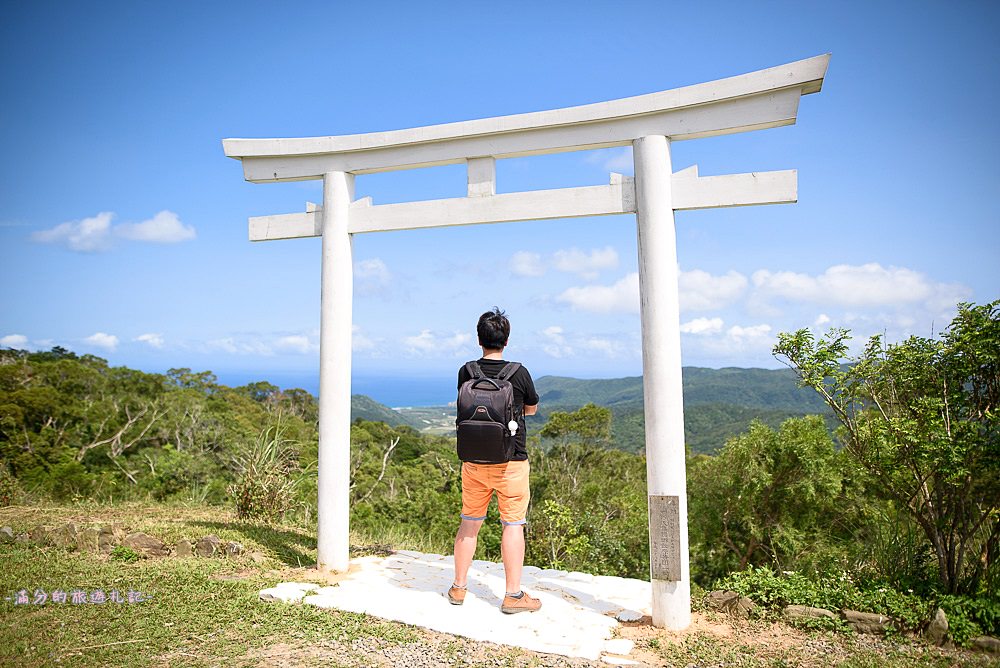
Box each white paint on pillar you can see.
[633,135,691,630]
[317,170,355,573]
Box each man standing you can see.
[448,307,541,613]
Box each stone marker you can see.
[841,609,891,634]
[196,534,221,557]
[0,526,14,543]
[784,605,837,622]
[123,531,169,557]
[972,636,1000,654]
[174,539,193,557]
[924,607,948,646]
[77,527,100,553]
[705,590,758,619]
[225,541,244,556]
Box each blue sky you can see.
[1,1,998,392]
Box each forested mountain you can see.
[350,394,419,429]
[532,368,833,454]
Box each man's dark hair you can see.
[477,307,510,350]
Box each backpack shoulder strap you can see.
[465,361,483,379]
[496,362,521,381]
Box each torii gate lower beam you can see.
[222,54,829,631]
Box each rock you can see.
[123,531,169,557]
[705,590,758,619]
[224,541,244,556]
[174,539,193,557]
[924,607,948,646]
[196,534,221,557]
[51,522,79,549]
[76,527,100,553]
[972,636,1000,654]
[784,604,837,622]
[98,526,117,553]
[15,532,29,544]
[615,609,644,623]
[259,582,321,603]
[29,525,53,545]
[250,550,268,565]
[841,609,892,634]
[0,526,14,543]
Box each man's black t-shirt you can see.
[457,358,539,461]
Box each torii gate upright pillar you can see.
[317,170,354,573]
[634,135,689,628]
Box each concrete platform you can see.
[259,550,651,663]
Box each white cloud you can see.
[31,210,195,252]
[557,272,640,314]
[134,333,164,349]
[115,210,195,243]
[1,334,29,348]
[587,147,634,174]
[31,212,115,252]
[205,337,274,356]
[680,317,724,335]
[352,325,376,352]
[541,325,573,358]
[85,332,119,351]
[509,251,546,277]
[727,324,772,340]
[679,269,748,311]
[274,335,314,354]
[751,263,970,310]
[581,337,625,357]
[814,313,831,327]
[403,330,472,356]
[552,246,619,279]
[354,258,393,296]
[510,246,618,279]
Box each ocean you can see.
[212,370,455,408]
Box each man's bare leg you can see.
[501,523,525,593]
[453,518,483,587]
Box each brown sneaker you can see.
[501,591,541,614]
[447,585,466,605]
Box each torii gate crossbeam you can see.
[222,54,829,631]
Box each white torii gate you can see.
[223,54,829,630]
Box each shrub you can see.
[0,466,23,506]
[228,422,305,522]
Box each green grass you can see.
[0,500,421,667]
[2,500,996,668]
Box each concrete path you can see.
[259,550,651,664]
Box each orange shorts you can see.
[460,460,530,525]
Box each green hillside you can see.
[350,394,418,429]
[533,367,833,454]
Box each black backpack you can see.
[455,361,522,463]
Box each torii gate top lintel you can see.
[223,54,829,181]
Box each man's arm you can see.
[523,404,538,416]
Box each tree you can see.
[687,416,843,582]
[773,301,1000,594]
